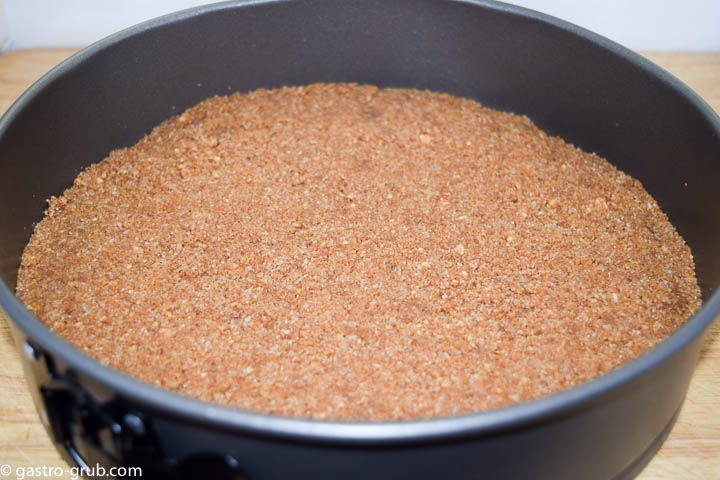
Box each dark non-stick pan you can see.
[1,1,719,479]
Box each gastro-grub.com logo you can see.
[1,463,142,479]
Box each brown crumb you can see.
[419,133,433,144]
[203,136,219,148]
[16,83,701,421]
[594,196,609,209]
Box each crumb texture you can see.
[16,83,701,420]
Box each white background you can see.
[0,0,719,52]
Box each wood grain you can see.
[0,49,718,480]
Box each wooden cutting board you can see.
[0,49,718,480]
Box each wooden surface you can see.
[0,49,718,479]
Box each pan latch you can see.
[21,340,247,480]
